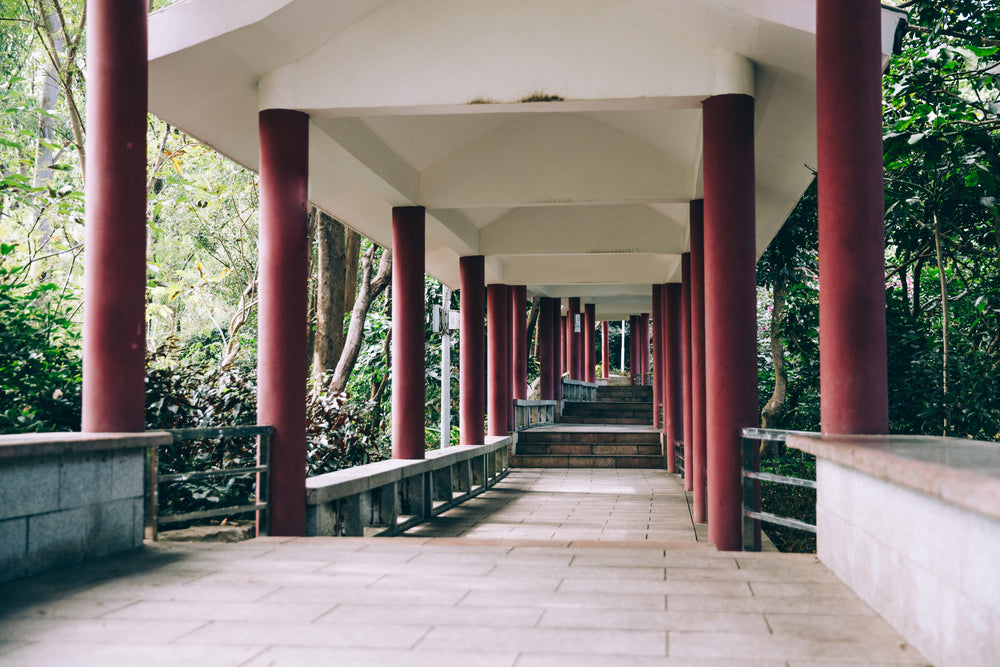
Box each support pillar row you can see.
[256,109,310,535]
[817,0,889,435]
[460,256,485,445]
[391,207,426,460]
[703,94,759,551]
[82,0,148,434]
[487,285,510,436]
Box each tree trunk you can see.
[525,297,540,358]
[31,5,65,252]
[343,228,361,312]
[911,256,925,319]
[761,276,788,456]
[312,212,348,380]
[933,212,949,434]
[329,244,393,394]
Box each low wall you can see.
[789,434,1000,667]
[306,437,511,537]
[0,432,171,583]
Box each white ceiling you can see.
[148,0,905,316]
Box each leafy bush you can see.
[146,343,389,522]
[0,247,81,433]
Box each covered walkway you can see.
[0,469,927,666]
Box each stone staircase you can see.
[512,384,664,469]
[560,385,653,425]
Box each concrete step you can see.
[563,402,652,416]
[512,453,666,468]
[516,442,662,456]
[517,430,660,445]
[558,415,653,425]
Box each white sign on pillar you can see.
[574,314,581,333]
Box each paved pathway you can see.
[0,469,928,666]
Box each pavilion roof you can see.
[148,0,906,318]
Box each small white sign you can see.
[574,314,581,333]
[448,310,461,330]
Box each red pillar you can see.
[504,285,515,432]
[487,284,509,436]
[601,321,610,379]
[511,285,528,400]
[82,1,147,433]
[567,297,581,380]
[460,256,485,445]
[664,284,683,473]
[628,315,639,383]
[640,314,650,383]
[817,0,889,435]
[553,307,564,400]
[256,110,309,535]
[584,303,596,383]
[561,314,568,375]
[391,207,426,460]
[703,94,758,551]
[539,298,554,400]
[651,285,664,428]
[681,254,694,491]
[690,202,708,523]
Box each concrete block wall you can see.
[817,459,1000,667]
[0,433,169,583]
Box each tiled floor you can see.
[0,469,928,666]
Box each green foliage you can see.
[0,248,80,433]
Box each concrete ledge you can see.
[789,433,1000,667]
[789,433,1000,521]
[306,437,511,505]
[0,431,172,461]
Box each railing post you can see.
[144,445,159,542]
[741,435,762,551]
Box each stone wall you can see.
[0,433,170,583]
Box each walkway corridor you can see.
[0,470,928,666]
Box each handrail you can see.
[561,378,598,402]
[306,436,511,537]
[740,427,819,551]
[673,438,684,476]
[146,425,273,540]
[513,399,558,430]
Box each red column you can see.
[553,307,564,400]
[391,207,426,460]
[460,256,485,445]
[561,314,568,375]
[487,284,509,436]
[664,284,683,473]
[640,314,650,383]
[504,285,515,432]
[567,297,581,380]
[584,304,596,383]
[82,1,147,433]
[681,254,693,491]
[256,110,309,535]
[817,0,889,435]
[601,321,610,378]
[651,285,664,428]
[690,202,708,523]
[539,298,554,400]
[703,94,758,551]
[511,285,528,400]
[628,315,638,383]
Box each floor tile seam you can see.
[236,644,271,667]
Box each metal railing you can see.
[741,427,818,552]
[306,436,510,537]
[513,399,558,429]
[562,378,598,402]
[673,438,685,476]
[146,425,273,541]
